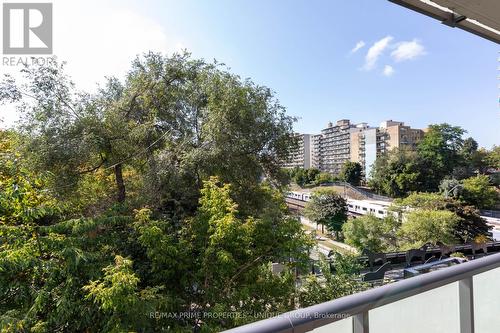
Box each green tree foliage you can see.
[368,148,423,197]
[342,214,400,252]
[468,148,491,175]
[0,131,60,227]
[0,173,314,331]
[487,146,500,169]
[314,172,334,185]
[398,209,460,248]
[0,53,344,332]
[298,256,366,307]
[438,176,498,209]
[181,178,314,324]
[462,175,498,209]
[307,168,320,184]
[2,53,296,216]
[369,124,498,198]
[290,167,307,187]
[83,256,163,332]
[461,137,478,159]
[393,192,491,243]
[417,123,466,189]
[287,167,320,187]
[329,251,364,276]
[462,144,500,178]
[340,161,362,186]
[304,188,347,239]
[439,178,463,199]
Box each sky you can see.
[0,0,499,147]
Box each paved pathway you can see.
[300,216,357,253]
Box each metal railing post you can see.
[458,277,475,333]
[353,312,369,333]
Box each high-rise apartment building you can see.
[283,134,311,169]
[283,119,424,179]
[310,134,322,169]
[379,120,424,151]
[316,119,356,174]
[350,126,387,179]
[350,120,424,179]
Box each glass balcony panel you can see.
[473,266,500,333]
[369,282,460,333]
[309,317,352,333]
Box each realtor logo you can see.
[3,3,52,54]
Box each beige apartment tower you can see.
[379,120,424,151]
[284,119,424,179]
[350,120,424,179]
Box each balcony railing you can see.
[222,253,500,333]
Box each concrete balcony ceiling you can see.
[389,0,500,44]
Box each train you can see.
[286,191,392,219]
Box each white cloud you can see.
[350,40,365,54]
[363,36,393,70]
[383,65,395,77]
[391,39,426,62]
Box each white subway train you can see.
[286,191,391,219]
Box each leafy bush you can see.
[342,214,399,252]
[462,175,498,209]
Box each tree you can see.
[342,214,399,252]
[304,188,347,239]
[83,256,162,332]
[461,137,478,158]
[340,161,362,186]
[287,167,320,187]
[307,168,320,184]
[141,177,313,329]
[297,255,366,308]
[329,251,364,276]
[369,148,423,197]
[486,145,500,169]
[449,137,480,179]
[0,175,313,331]
[0,130,60,227]
[369,124,489,197]
[2,66,136,204]
[0,53,319,332]
[393,192,491,243]
[315,172,333,185]
[398,209,460,248]
[462,175,498,209]
[293,167,308,187]
[2,53,297,216]
[417,123,466,189]
[439,178,463,199]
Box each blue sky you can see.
[141,0,499,148]
[1,0,499,147]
